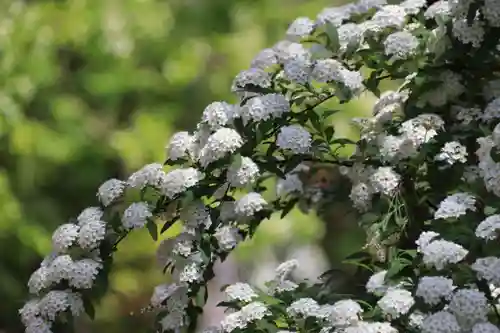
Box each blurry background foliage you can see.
[0,0,383,332]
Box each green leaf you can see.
[484,206,498,216]
[309,110,323,133]
[160,215,179,234]
[324,22,340,52]
[325,126,335,142]
[181,190,195,208]
[332,138,355,145]
[281,198,299,218]
[232,153,242,169]
[322,110,339,119]
[146,219,158,241]
[385,260,408,280]
[83,297,95,320]
[284,155,304,174]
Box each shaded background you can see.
[0,0,379,332]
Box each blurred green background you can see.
[0,0,374,332]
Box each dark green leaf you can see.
[83,297,95,320]
[322,110,339,119]
[281,198,299,218]
[332,138,355,145]
[309,110,323,133]
[325,126,335,142]
[146,219,158,241]
[160,215,179,234]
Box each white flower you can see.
[373,90,407,116]
[122,202,153,229]
[473,322,500,333]
[276,174,304,197]
[48,255,73,284]
[224,282,258,302]
[250,48,278,69]
[349,182,373,212]
[221,312,246,332]
[200,128,244,167]
[150,283,187,308]
[127,163,165,189]
[325,299,363,328]
[338,23,364,52]
[377,288,414,318]
[180,200,212,229]
[284,56,312,85]
[416,276,455,305]
[273,41,310,64]
[175,259,203,283]
[231,68,272,95]
[275,259,299,280]
[77,207,104,226]
[240,93,290,124]
[354,0,387,14]
[24,317,52,333]
[424,1,451,19]
[448,289,488,329]
[28,266,51,295]
[38,290,84,321]
[234,192,267,218]
[160,168,204,198]
[166,132,196,161]
[97,178,126,206]
[476,215,500,240]
[434,192,476,219]
[369,167,401,196]
[160,310,187,331]
[19,299,41,326]
[214,226,242,251]
[286,17,315,40]
[421,239,468,270]
[483,97,500,122]
[201,102,236,130]
[241,301,270,322]
[277,125,312,154]
[422,311,461,333]
[366,270,389,296]
[52,224,79,253]
[409,311,426,328]
[311,59,343,83]
[68,259,102,289]
[78,220,106,249]
[472,257,500,286]
[338,68,364,95]
[435,141,467,165]
[400,0,427,14]
[452,18,484,48]
[269,279,299,294]
[367,5,407,32]
[316,5,355,26]
[384,31,419,60]
[416,231,440,252]
[287,298,322,318]
[227,157,260,188]
[344,321,397,333]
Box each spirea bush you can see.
[18,0,500,332]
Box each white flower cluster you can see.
[20,0,500,332]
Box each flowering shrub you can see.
[18,0,500,332]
